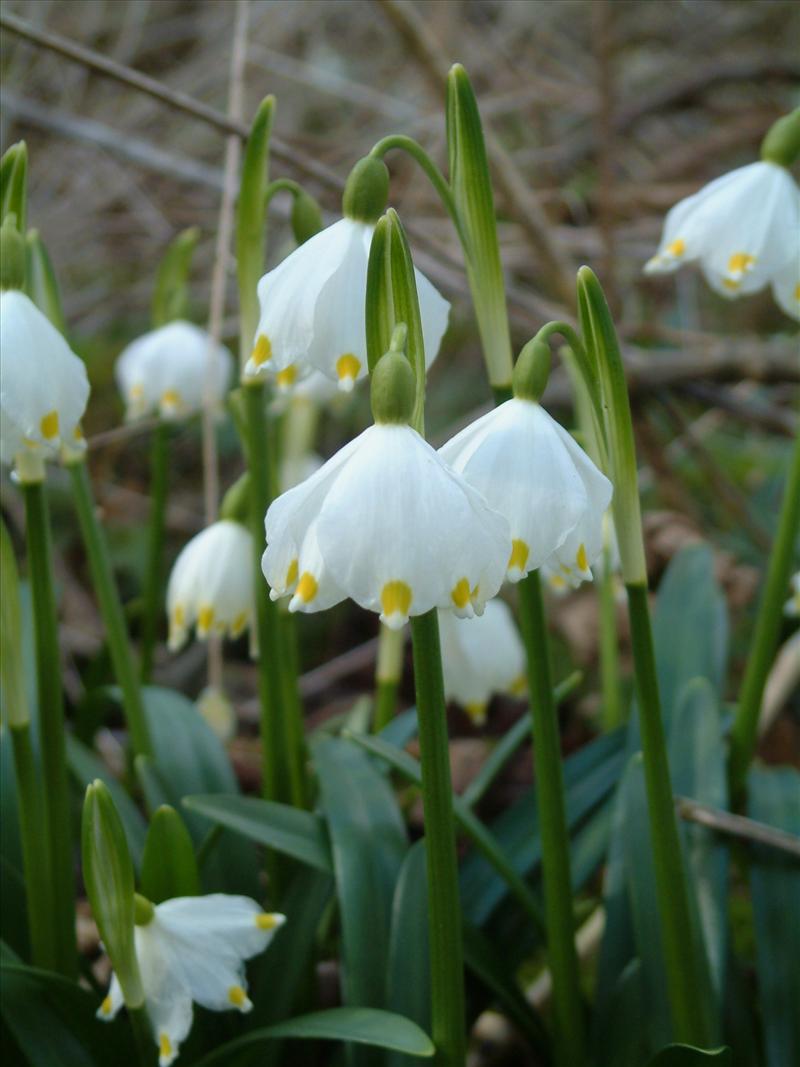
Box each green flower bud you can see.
[133,892,156,925]
[761,108,800,167]
[220,471,251,525]
[140,805,200,903]
[371,346,416,425]
[1,214,26,291]
[82,780,144,1008]
[343,156,390,223]
[512,338,552,402]
[290,189,323,245]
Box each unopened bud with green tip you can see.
[761,108,800,168]
[141,805,200,903]
[343,156,389,223]
[82,780,144,1008]
[512,338,552,402]
[371,336,416,425]
[1,214,26,291]
[291,189,323,245]
[220,470,251,525]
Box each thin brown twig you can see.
[676,796,800,858]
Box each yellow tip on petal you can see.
[465,702,487,726]
[666,238,685,257]
[576,543,588,572]
[451,577,471,610]
[295,572,318,604]
[228,985,250,1009]
[507,539,530,579]
[230,611,248,638]
[509,674,527,696]
[197,604,215,635]
[159,1033,173,1062]
[100,995,112,1016]
[256,912,282,929]
[794,283,800,302]
[381,580,412,621]
[722,278,741,291]
[286,558,299,588]
[161,389,181,412]
[252,334,272,368]
[130,383,145,399]
[40,410,60,440]
[276,365,297,389]
[727,251,756,277]
[336,353,361,386]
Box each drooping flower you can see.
[644,161,800,310]
[439,398,612,587]
[115,321,233,421]
[772,261,800,322]
[0,289,90,478]
[97,894,284,1067]
[245,217,450,390]
[166,520,254,652]
[785,572,800,618]
[438,598,526,725]
[262,351,510,630]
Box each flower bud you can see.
[761,107,800,167]
[290,189,323,245]
[220,471,251,525]
[141,806,200,903]
[512,338,551,402]
[0,214,26,291]
[342,156,390,223]
[370,347,416,425]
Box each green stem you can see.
[491,383,513,406]
[264,177,303,206]
[68,461,153,759]
[598,561,623,732]
[729,432,800,797]
[9,722,55,970]
[22,480,77,978]
[370,135,464,245]
[373,622,404,732]
[410,610,466,1067]
[242,382,306,812]
[517,571,586,1067]
[626,582,713,1045]
[279,611,309,809]
[140,422,170,683]
[373,681,399,733]
[129,1005,156,1067]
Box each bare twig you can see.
[676,797,800,858]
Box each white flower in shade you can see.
[440,398,612,587]
[97,895,284,1067]
[772,262,800,322]
[245,218,450,391]
[644,161,800,304]
[166,521,254,651]
[0,289,90,476]
[785,572,800,618]
[115,321,233,421]
[438,599,526,726]
[281,451,324,492]
[262,423,510,630]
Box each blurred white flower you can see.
[644,161,800,312]
[98,894,284,1067]
[245,218,450,390]
[166,520,254,651]
[0,289,89,479]
[280,451,324,493]
[262,423,510,630]
[785,572,800,618]
[772,261,800,322]
[196,686,236,743]
[438,599,525,725]
[439,399,612,587]
[115,321,233,421]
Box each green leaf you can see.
[151,226,199,327]
[594,959,648,1067]
[0,959,130,1067]
[236,97,275,363]
[0,142,27,232]
[314,736,407,1055]
[183,794,333,873]
[140,805,200,902]
[386,841,431,1067]
[748,767,800,1067]
[0,860,29,961]
[193,1008,435,1066]
[647,1045,732,1066]
[25,230,66,332]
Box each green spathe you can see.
[371,347,416,425]
[1,141,27,232]
[1,213,26,290]
[512,339,551,402]
[220,471,252,525]
[152,227,199,327]
[291,189,323,244]
[760,108,800,167]
[343,156,390,223]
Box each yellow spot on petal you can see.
[73,425,84,441]
[451,577,471,610]
[666,238,685,258]
[228,985,248,1008]
[576,543,588,571]
[130,383,145,399]
[510,674,527,695]
[276,365,297,389]
[286,558,299,588]
[197,604,214,635]
[230,611,248,637]
[172,604,185,628]
[256,912,281,929]
[336,353,361,383]
[794,283,800,301]
[508,539,529,574]
[722,278,741,291]
[159,1033,172,1061]
[295,572,318,603]
[550,574,567,590]
[252,334,272,367]
[727,252,755,277]
[161,389,181,409]
[465,702,487,726]
[100,995,112,1016]
[40,410,59,440]
[381,580,412,619]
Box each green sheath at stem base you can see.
[517,570,586,1067]
[410,610,466,1067]
[22,479,77,978]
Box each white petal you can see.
[415,268,451,370]
[439,598,525,716]
[155,895,285,964]
[96,972,125,1022]
[135,923,194,1067]
[772,261,800,321]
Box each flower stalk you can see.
[373,623,404,731]
[140,420,170,682]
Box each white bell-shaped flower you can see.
[262,420,511,629]
[438,598,526,726]
[440,398,612,587]
[97,894,284,1067]
[115,321,233,421]
[0,289,90,476]
[772,262,800,322]
[166,520,254,651]
[245,218,450,391]
[281,451,324,493]
[785,572,800,618]
[644,161,800,304]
